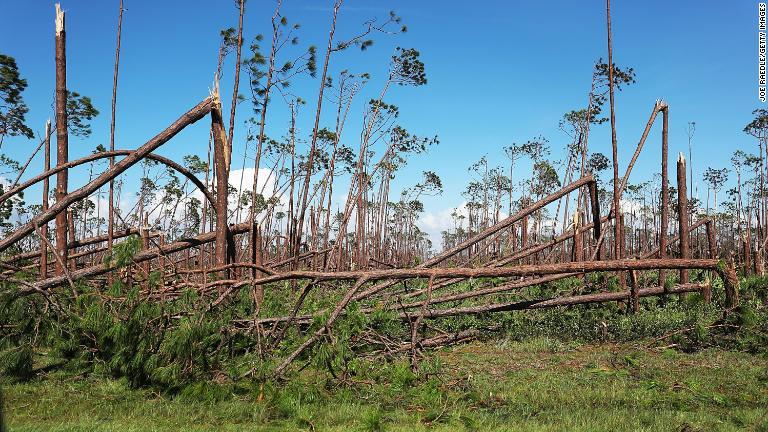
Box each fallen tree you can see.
[0,97,213,255]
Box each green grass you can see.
[3,339,767,431]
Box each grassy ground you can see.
[3,338,767,431]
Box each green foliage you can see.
[391,47,427,86]
[103,235,142,268]
[65,90,99,138]
[0,53,33,140]
[0,344,33,381]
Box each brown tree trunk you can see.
[677,153,689,283]
[719,259,740,308]
[629,269,640,313]
[572,212,583,262]
[211,88,231,275]
[54,4,69,276]
[67,210,75,271]
[703,219,717,302]
[29,222,253,293]
[227,0,245,149]
[605,0,625,292]
[249,0,283,279]
[588,180,602,259]
[294,0,343,268]
[0,97,213,254]
[40,120,52,278]
[108,0,124,261]
[745,207,752,274]
[141,212,150,290]
[659,104,670,289]
[521,216,529,265]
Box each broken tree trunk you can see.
[351,175,599,301]
[425,175,596,268]
[659,103,670,290]
[717,259,740,308]
[677,153,690,283]
[0,97,213,254]
[588,179,602,254]
[629,269,640,313]
[55,3,69,276]
[5,227,142,265]
[0,150,216,211]
[521,216,528,263]
[141,212,150,290]
[211,86,232,274]
[237,258,721,288]
[26,221,252,294]
[572,212,583,262]
[67,210,75,271]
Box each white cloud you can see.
[416,202,468,250]
[619,198,643,215]
[227,167,277,200]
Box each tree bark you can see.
[718,260,739,308]
[108,0,124,260]
[605,0,624,289]
[54,4,69,276]
[659,104,670,289]
[236,258,721,289]
[28,221,252,293]
[409,283,709,321]
[677,153,689,283]
[211,88,232,274]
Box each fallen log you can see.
[400,215,613,299]
[409,283,708,320]
[0,97,213,255]
[238,258,722,286]
[353,175,599,301]
[3,227,142,264]
[413,216,713,305]
[424,175,597,268]
[0,150,216,213]
[21,221,250,294]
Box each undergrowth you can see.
[0,271,766,400]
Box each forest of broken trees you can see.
[0,0,762,387]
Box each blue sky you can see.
[0,0,760,244]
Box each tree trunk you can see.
[108,0,124,261]
[0,98,212,254]
[294,0,342,268]
[659,104,670,289]
[249,0,283,278]
[66,210,75,271]
[605,0,625,290]
[40,120,52,278]
[677,153,689,283]
[211,88,231,275]
[227,0,245,149]
[54,4,69,276]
